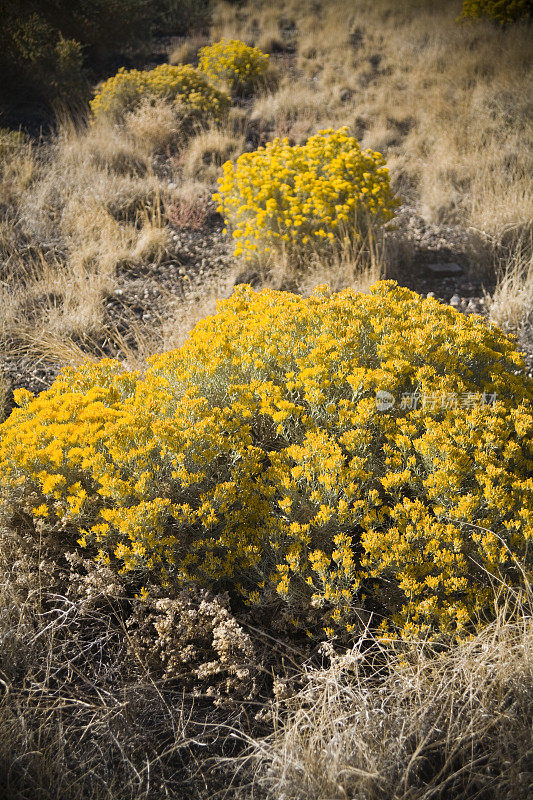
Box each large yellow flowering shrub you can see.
[90,64,230,125]
[214,128,399,262]
[198,38,270,95]
[1,282,532,640]
[461,0,531,23]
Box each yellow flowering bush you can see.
[1,282,532,640]
[90,63,230,125]
[198,38,270,95]
[214,128,399,262]
[461,0,531,23]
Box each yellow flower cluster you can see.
[90,63,230,124]
[214,128,399,262]
[198,38,269,95]
[461,0,531,23]
[1,282,531,640]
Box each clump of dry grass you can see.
[180,127,245,185]
[169,36,209,66]
[485,234,533,375]
[253,230,388,297]
[250,85,333,142]
[0,366,9,421]
[237,597,533,800]
[486,234,533,332]
[124,97,186,155]
[166,181,212,229]
[0,113,179,367]
[0,130,36,206]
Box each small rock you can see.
[449,294,461,307]
[114,288,123,296]
[426,262,463,277]
[426,291,436,299]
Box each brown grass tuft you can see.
[236,596,533,800]
[180,127,245,185]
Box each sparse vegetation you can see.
[1,1,532,798]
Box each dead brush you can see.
[486,233,533,333]
[231,590,533,800]
[0,366,9,421]
[165,183,212,230]
[0,525,259,800]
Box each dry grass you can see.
[0,366,9,421]
[485,234,533,374]
[236,598,533,800]
[169,36,209,66]
[250,229,388,297]
[0,113,177,368]
[0,533,244,800]
[180,127,245,185]
[124,97,186,155]
[486,234,533,331]
[212,0,533,239]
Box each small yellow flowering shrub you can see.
[198,39,270,95]
[90,64,230,125]
[214,128,399,262]
[461,0,531,23]
[1,282,532,640]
